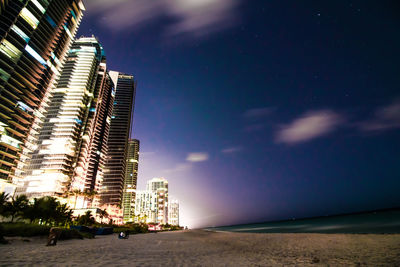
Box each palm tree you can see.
[55,203,73,226]
[7,195,29,222]
[22,198,41,224]
[83,189,98,208]
[99,209,108,224]
[0,192,10,218]
[70,189,82,209]
[76,210,95,226]
[37,197,59,225]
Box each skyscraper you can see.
[122,139,140,223]
[135,177,169,224]
[156,187,168,225]
[168,198,179,226]
[147,178,169,224]
[146,177,168,192]
[101,72,136,206]
[0,0,85,187]
[19,37,114,208]
[135,190,158,223]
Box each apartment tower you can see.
[135,177,169,224]
[101,72,135,206]
[122,139,140,223]
[168,198,179,226]
[19,37,114,208]
[0,0,85,188]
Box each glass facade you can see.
[0,0,85,184]
[19,37,114,207]
[122,139,140,223]
[100,72,136,206]
[135,178,169,224]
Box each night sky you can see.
[79,0,400,228]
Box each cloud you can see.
[186,152,209,162]
[276,110,343,144]
[221,147,242,154]
[359,100,400,132]
[243,107,274,119]
[83,0,240,39]
[162,162,192,173]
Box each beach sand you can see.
[1,230,399,266]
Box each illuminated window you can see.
[51,52,61,66]
[0,134,22,149]
[45,14,57,28]
[19,7,39,29]
[0,68,11,82]
[63,24,73,39]
[0,39,22,62]
[70,10,77,19]
[31,0,45,14]
[25,44,47,66]
[11,25,30,42]
[16,101,34,113]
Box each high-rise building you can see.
[0,0,85,188]
[135,190,158,223]
[135,177,169,224]
[101,72,136,206]
[168,198,179,226]
[122,139,140,223]
[19,37,114,208]
[147,177,169,224]
[156,187,168,224]
[146,177,168,192]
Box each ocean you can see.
[207,208,400,234]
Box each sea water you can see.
[207,209,400,234]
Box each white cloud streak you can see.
[186,152,209,162]
[276,110,343,144]
[359,100,400,132]
[83,0,240,39]
[162,162,192,173]
[221,147,242,154]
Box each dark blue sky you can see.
[79,0,400,227]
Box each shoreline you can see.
[1,230,399,266]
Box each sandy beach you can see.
[1,230,399,266]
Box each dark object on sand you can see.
[46,228,62,246]
[118,231,129,239]
[312,256,320,263]
[95,227,114,235]
[0,225,8,244]
[70,225,97,236]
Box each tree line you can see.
[0,192,107,226]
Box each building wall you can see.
[146,177,168,192]
[168,199,179,226]
[0,0,85,186]
[135,190,157,223]
[136,177,170,224]
[122,139,140,223]
[101,72,135,206]
[18,37,111,206]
